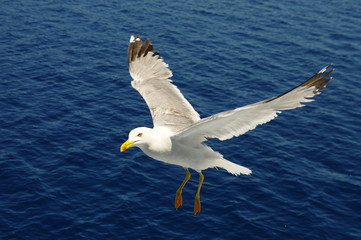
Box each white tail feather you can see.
[215,159,252,176]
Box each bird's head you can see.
[120,127,151,152]
[120,126,172,153]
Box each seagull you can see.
[120,34,333,214]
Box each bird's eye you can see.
[137,133,143,137]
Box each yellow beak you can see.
[120,139,135,152]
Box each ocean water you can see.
[1,0,361,239]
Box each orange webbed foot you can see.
[174,168,191,210]
[193,197,201,215]
[193,172,204,215]
[175,191,183,209]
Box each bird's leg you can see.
[193,171,204,215]
[175,168,191,209]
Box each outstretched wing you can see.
[175,65,334,142]
[128,35,200,132]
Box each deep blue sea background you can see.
[1,0,361,239]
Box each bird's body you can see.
[129,126,251,175]
[120,34,333,214]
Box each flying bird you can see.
[120,34,333,214]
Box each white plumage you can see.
[121,35,333,214]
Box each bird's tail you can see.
[215,159,252,176]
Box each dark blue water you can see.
[1,0,361,239]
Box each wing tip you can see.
[128,34,173,80]
[128,34,161,64]
[318,63,333,74]
[300,64,334,91]
[315,64,334,90]
[129,34,141,42]
[258,64,334,104]
[130,34,135,43]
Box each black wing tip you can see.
[299,64,334,90]
[128,34,159,64]
[311,64,335,90]
[262,64,334,104]
[318,63,334,76]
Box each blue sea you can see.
[1,0,361,239]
